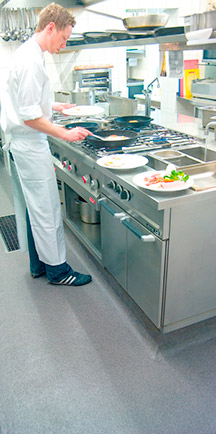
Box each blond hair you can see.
[36,2,76,32]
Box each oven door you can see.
[100,196,168,328]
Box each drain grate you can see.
[0,214,20,252]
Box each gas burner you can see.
[79,123,200,158]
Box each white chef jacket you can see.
[1,36,52,142]
[1,36,66,265]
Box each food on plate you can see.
[144,170,189,189]
[104,134,128,141]
[103,156,126,167]
[163,170,189,182]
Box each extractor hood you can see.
[0,0,105,8]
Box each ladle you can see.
[2,9,11,41]
[10,9,17,41]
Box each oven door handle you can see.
[122,218,155,243]
[99,198,126,219]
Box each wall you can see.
[0,0,213,111]
[0,5,128,101]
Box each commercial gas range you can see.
[49,121,216,333]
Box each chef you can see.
[1,3,93,286]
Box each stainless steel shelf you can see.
[64,33,216,52]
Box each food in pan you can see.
[129,120,139,123]
[104,134,128,141]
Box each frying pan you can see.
[83,32,111,43]
[86,129,138,149]
[86,9,169,31]
[114,116,153,129]
[65,122,99,132]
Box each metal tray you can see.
[179,162,216,191]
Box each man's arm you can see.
[24,116,92,141]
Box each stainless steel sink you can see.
[145,155,167,171]
[180,146,216,162]
[165,155,200,167]
[179,162,216,191]
[153,150,183,158]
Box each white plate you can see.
[62,105,105,117]
[185,28,212,41]
[97,154,148,170]
[133,171,194,192]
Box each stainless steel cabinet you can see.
[100,197,167,328]
[101,198,127,288]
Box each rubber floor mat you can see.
[0,214,20,252]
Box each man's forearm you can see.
[24,116,92,142]
[24,117,68,140]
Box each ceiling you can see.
[0,0,105,9]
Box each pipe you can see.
[142,77,160,117]
[147,77,160,92]
[205,121,216,135]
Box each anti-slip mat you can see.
[0,214,20,252]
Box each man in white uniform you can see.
[1,3,92,286]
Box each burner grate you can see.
[81,123,199,158]
[0,214,20,252]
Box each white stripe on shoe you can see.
[57,275,76,285]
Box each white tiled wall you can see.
[0,0,211,112]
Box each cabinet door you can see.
[123,217,167,328]
[100,198,127,288]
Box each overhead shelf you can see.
[64,32,216,51]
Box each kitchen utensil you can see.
[123,14,169,31]
[90,133,108,141]
[65,122,99,132]
[75,197,100,224]
[1,9,11,41]
[90,132,136,141]
[83,31,111,43]
[86,9,169,30]
[70,88,95,106]
[87,129,138,148]
[67,33,85,45]
[154,26,184,36]
[107,29,134,40]
[114,115,153,128]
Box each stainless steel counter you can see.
[49,114,216,333]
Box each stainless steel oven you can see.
[72,68,112,100]
[100,196,167,328]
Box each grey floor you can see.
[0,155,216,434]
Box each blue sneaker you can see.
[31,270,46,278]
[50,271,92,286]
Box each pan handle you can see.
[85,8,122,21]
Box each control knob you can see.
[116,184,123,195]
[62,160,69,169]
[68,163,76,173]
[82,174,91,184]
[107,180,116,190]
[120,189,131,201]
[90,179,99,190]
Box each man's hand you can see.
[52,102,76,114]
[64,126,93,141]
